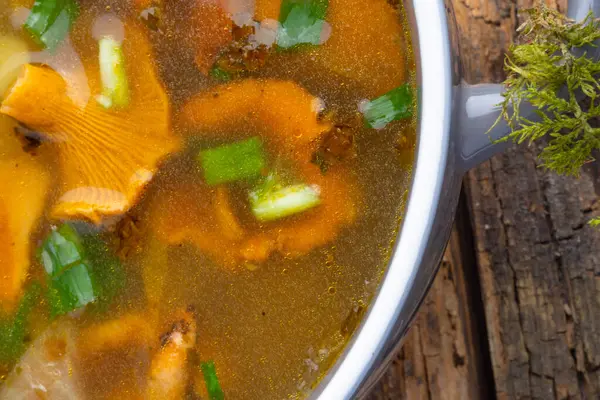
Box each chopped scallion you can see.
[38,225,124,317]
[47,262,95,317]
[201,361,225,400]
[360,84,413,129]
[24,0,79,51]
[198,137,266,186]
[38,223,84,277]
[277,0,329,49]
[98,36,130,109]
[249,174,321,221]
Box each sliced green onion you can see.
[198,137,266,186]
[277,0,329,49]
[0,283,42,362]
[24,0,79,51]
[38,223,85,277]
[201,361,225,400]
[98,36,130,109]
[360,84,413,129]
[38,225,124,317]
[249,175,321,221]
[47,262,95,317]
[39,224,95,317]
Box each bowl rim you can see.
[312,0,453,397]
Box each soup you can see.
[0,0,415,398]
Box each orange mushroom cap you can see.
[0,20,180,224]
[316,0,407,97]
[180,79,329,153]
[0,115,50,310]
[149,79,359,267]
[191,0,233,74]
[253,0,407,97]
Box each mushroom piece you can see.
[152,79,359,267]
[0,20,180,224]
[254,0,407,97]
[0,115,50,310]
[181,79,330,151]
[316,0,407,97]
[147,308,197,400]
[78,313,154,355]
[190,0,233,74]
[146,181,243,268]
[0,321,83,400]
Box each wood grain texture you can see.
[459,0,600,399]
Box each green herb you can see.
[361,84,413,129]
[209,66,232,82]
[249,173,321,221]
[0,283,42,362]
[277,0,328,49]
[97,36,130,109]
[198,137,266,186]
[491,6,600,176]
[38,225,124,317]
[47,262,95,317]
[201,361,225,400]
[24,0,79,51]
[490,6,600,226]
[38,224,85,277]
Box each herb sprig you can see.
[491,6,600,177]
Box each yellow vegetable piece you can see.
[0,36,30,100]
[0,21,180,224]
[0,115,50,310]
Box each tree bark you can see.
[458,0,600,399]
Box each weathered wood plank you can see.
[459,0,600,398]
[366,207,489,400]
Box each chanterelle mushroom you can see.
[0,115,50,310]
[0,20,180,224]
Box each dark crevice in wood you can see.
[455,188,498,400]
[419,324,433,400]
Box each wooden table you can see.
[367,0,600,399]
